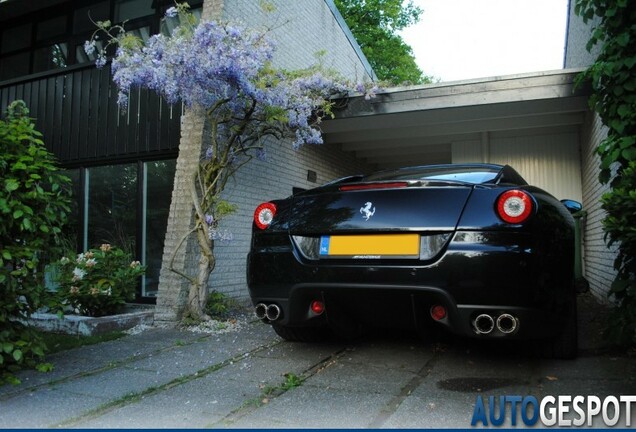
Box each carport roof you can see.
[323,69,591,169]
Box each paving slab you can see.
[226,385,394,428]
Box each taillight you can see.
[254,202,277,230]
[496,190,533,224]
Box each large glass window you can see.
[86,164,138,253]
[67,160,176,300]
[142,160,176,297]
[59,168,82,251]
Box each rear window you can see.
[361,165,502,185]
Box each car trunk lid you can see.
[288,183,474,234]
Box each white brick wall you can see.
[211,139,372,298]
[580,112,617,301]
[222,0,372,81]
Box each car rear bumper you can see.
[247,230,574,339]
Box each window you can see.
[0,51,29,81]
[114,0,154,22]
[65,160,176,300]
[73,2,110,34]
[37,16,67,41]
[142,160,176,297]
[33,43,69,72]
[1,23,32,53]
[86,164,138,252]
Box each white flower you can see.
[60,257,70,265]
[85,258,97,268]
[72,267,86,281]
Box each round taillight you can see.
[254,202,277,230]
[310,300,325,315]
[430,305,447,321]
[497,190,533,224]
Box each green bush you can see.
[576,0,636,348]
[56,244,145,317]
[0,100,71,384]
[602,162,636,347]
[204,290,238,320]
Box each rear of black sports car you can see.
[247,164,578,358]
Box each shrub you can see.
[56,244,145,317]
[0,100,71,383]
[204,291,238,319]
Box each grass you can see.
[37,330,126,355]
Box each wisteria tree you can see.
[86,3,376,321]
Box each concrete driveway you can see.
[0,294,634,428]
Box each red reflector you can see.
[497,190,533,224]
[430,305,447,321]
[254,202,277,230]
[339,182,409,191]
[310,300,325,315]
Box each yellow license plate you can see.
[319,234,420,258]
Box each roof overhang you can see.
[323,69,591,169]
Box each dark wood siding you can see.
[0,64,181,166]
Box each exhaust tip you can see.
[266,304,281,321]
[473,314,495,334]
[255,303,267,320]
[496,313,518,334]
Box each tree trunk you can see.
[186,224,216,321]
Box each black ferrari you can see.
[247,164,581,358]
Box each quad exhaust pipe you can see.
[254,303,281,322]
[473,313,519,335]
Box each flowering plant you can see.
[56,244,145,317]
[85,3,377,321]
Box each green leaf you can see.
[13,349,23,362]
[622,147,636,161]
[2,342,13,354]
[12,209,23,219]
[4,179,19,192]
[617,104,631,118]
[2,251,11,260]
[616,32,630,47]
[36,363,54,372]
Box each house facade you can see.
[0,0,615,318]
[0,0,375,315]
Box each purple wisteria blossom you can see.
[83,4,378,321]
[85,7,366,150]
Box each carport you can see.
[323,69,591,202]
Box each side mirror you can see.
[560,199,582,214]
